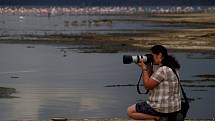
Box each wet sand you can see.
[12,119,215,121]
[0,13,215,52]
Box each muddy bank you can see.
[1,28,215,52]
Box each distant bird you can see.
[60,49,67,57]
[19,16,24,22]
[19,16,24,19]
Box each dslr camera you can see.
[123,54,153,64]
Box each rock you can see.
[0,87,16,98]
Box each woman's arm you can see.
[138,60,159,90]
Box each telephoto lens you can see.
[123,54,153,64]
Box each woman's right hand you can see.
[137,59,147,71]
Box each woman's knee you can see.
[127,104,136,116]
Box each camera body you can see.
[123,54,153,64]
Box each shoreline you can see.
[0,12,215,53]
[1,29,215,53]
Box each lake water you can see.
[0,43,214,120]
[1,14,215,36]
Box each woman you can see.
[127,45,181,121]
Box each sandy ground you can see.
[12,119,215,121]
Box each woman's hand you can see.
[137,59,147,71]
[137,59,159,90]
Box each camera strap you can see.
[137,71,149,94]
[172,69,189,105]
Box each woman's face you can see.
[152,53,162,65]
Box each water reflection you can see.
[0,43,214,120]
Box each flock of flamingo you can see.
[0,6,214,16]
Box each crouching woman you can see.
[127,45,181,121]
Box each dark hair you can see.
[151,45,180,70]
[151,45,168,57]
[162,56,180,70]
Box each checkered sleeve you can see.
[150,66,165,83]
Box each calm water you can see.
[0,43,214,120]
[1,15,215,36]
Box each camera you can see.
[123,54,153,64]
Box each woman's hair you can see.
[151,45,180,70]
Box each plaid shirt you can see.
[147,66,181,113]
